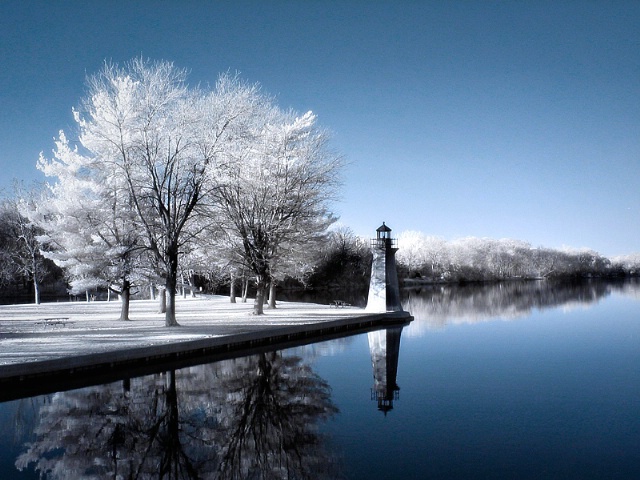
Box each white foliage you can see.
[28,58,342,318]
[396,231,615,280]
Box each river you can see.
[2,279,639,479]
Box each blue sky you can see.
[1,1,638,256]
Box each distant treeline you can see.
[395,232,640,283]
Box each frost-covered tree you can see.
[190,223,250,302]
[0,209,13,287]
[397,231,449,280]
[42,59,259,326]
[612,253,640,275]
[32,131,145,319]
[1,189,55,304]
[268,237,321,306]
[75,59,204,326]
[214,107,341,314]
[395,232,619,282]
[35,58,342,319]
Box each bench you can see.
[35,318,73,328]
[329,300,351,308]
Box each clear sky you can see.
[1,1,638,256]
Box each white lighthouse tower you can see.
[365,222,404,313]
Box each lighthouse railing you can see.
[371,238,397,249]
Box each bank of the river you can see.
[0,295,412,401]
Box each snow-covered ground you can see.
[0,295,367,366]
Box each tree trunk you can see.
[86,290,90,303]
[119,280,131,321]
[242,278,248,303]
[253,275,266,315]
[150,284,156,300]
[158,287,166,314]
[268,280,276,309]
[33,278,41,305]
[165,255,180,326]
[229,273,237,303]
[165,279,179,326]
[189,272,196,298]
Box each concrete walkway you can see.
[0,295,412,401]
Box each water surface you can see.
[2,280,640,479]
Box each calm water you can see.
[2,280,640,479]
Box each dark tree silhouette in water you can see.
[16,353,339,479]
[210,352,339,479]
[16,371,216,478]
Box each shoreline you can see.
[0,295,412,401]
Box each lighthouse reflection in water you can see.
[368,326,404,414]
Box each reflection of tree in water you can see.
[210,352,339,479]
[404,279,640,331]
[16,352,339,479]
[16,371,216,478]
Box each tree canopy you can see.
[29,58,343,320]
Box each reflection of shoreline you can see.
[402,279,640,335]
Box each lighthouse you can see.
[365,222,404,313]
